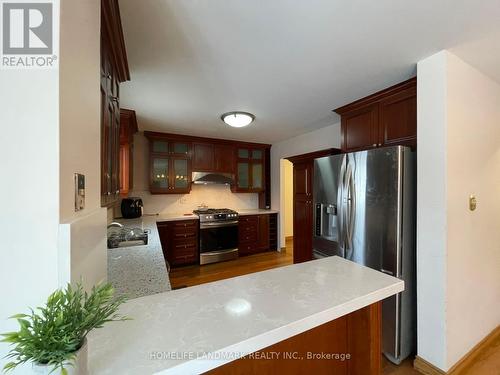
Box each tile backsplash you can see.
[128,184,259,215]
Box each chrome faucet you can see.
[107,222,124,229]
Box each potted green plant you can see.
[1,282,129,375]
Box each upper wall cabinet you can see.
[100,0,130,207]
[145,133,192,194]
[233,147,265,193]
[192,143,214,171]
[143,132,271,206]
[334,77,416,152]
[214,144,235,173]
[192,143,235,173]
[119,109,138,196]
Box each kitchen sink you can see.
[107,222,149,249]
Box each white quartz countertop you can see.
[237,209,279,216]
[89,256,403,375]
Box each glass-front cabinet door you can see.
[149,137,192,194]
[251,162,263,190]
[151,157,170,192]
[235,147,264,192]
[237,162,250,189]
[172,157,190,192]
[152,140,169,153]
[171,142,190,156]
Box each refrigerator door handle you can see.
[337,155,346,256]
[348,163,356,247]
[344,162,355,253]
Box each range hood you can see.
[192,172,235,185]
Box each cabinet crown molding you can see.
[333,77,416,115]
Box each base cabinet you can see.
[238,214,274,256]
[207,302,381,375]
[157,220,199,267]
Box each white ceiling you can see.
[118,0,500,143]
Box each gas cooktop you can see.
[192,208,238,223]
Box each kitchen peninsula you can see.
[89,256,403,374]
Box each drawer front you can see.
[239,215,258,224]
[171,220,198,233]
[171,253,197,266]
[171,240,198,253]
[239,231,258,244]
[171,230,198,241]
[168,240,198,266]
[238,224,258,233]
[239,243,256,255]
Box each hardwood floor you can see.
[169,242,293,289]
[383,357,419,375]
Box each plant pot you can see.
[32,338,88,375]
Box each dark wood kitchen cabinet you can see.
[335,77,416,152]
[291,162,313,263]
[287,149,340,264]
[234,147,265,193]
[192,143,235,173]
[214,144,235,173]
[157,219,199,267]
[144,131,271,207]
[145,133,191,194]
[119,108,138,196]
[100,0,130,207]
[238,214,272,256]
[192,143,214,171]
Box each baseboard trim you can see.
[448,324,500,374]
[414,357,445,375]
[414,325,500,375]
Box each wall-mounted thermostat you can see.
[74,173,85,211]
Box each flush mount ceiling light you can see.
[221,111,255,128]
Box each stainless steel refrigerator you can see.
[313,145,416,364]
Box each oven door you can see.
[199,221,238,264]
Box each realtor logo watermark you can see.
[1,0,58,68]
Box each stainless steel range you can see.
[193,208,239,265]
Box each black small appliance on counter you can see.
[121,197,143,219]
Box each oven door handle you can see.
[200,220,239,228]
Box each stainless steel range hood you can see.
[192,172,235,185]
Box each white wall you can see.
[280,159,294,238]
[59,0,106,289]
[416,51,449,369]
[0,22,60,375]
[417,50,500,371]
[271,122,341,247]
[445,52,500,367]
[0,1,103,371]
[126,132,259,216]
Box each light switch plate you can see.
[74,173,85,211]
